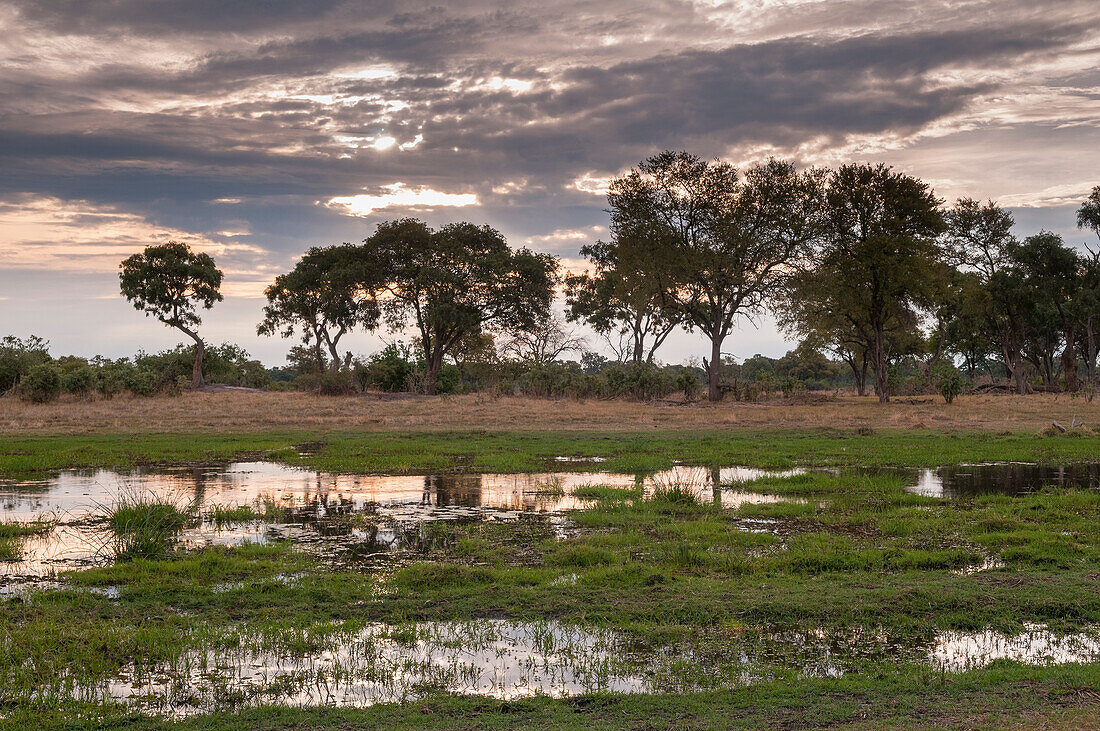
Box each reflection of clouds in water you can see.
[931,623,1100,672]
[0,461,805,580]
[107,620,650,715]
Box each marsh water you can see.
[3,458,1099,713]
[88,620,1100,715]
[2,460,1100,582]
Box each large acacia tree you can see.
[119,241,223,388]
[258,244,380,372]
[362,218,557,394]
[611,151,826,401]
[814,164,947,402]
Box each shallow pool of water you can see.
[64,620,1100,716]
[0,462,802,581]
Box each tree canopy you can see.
[362,218,558,394]
[257,244,381,372]
[119,241,223,387]
[610,151,827,400]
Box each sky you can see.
[1,0,1098,367]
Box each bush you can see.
[935,364,964,404]
[676,370,701,401]
[19,364,62,403]
[125,368,158,397]
[296,370,356,395]
[93,360,127,398]
[61,365,95,397]
[364,343,416,392]
[0,336,51,393]
[602,362,676,401]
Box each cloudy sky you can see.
[2,0,1098,366]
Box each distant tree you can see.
[362,218,557,394]
[779,265,879,396]
[258,244,380,372]
[500,313,586,365]
[945,198,1016,279]
[1077,185,1100,246]
[1012,232,1082,391]
[0,335,52,393]
[565,239,678,364]
[1076,186,1100,385]
[811,164,947,402]
[119,242,222,388]
[944,198,1027,389]
[611,152,827,401]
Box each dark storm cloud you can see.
[10,0,373,33]
[1,17,1083,217]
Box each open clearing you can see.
[1,396,1098,728]
[5,391,1100,434]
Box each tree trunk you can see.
[707,336,723,402]
[1011,355,1028,395]
[872,326,889,403]
[1086,318,1098,386]
[1062,326,1079,392]
[424,349,445,395]
[176,324,205,388]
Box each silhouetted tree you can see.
[362,218,557,394]
[258,244,380,372]
[119,241,222,388]
[565,239,678,364]
[816,164,947,402]
[611,152,827,401]
[1013,232,1082,391]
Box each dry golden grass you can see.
[2,390,1099,434]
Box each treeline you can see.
[28,150,1100,405]
[0,332,863,404]
[0,337,270,403]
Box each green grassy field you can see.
[4,427,1100,476]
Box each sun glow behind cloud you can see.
[326,184,479,217]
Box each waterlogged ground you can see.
[1,450,1099,726]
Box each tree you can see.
[944,198,1029,390]
[779,263,909,397]
[362,218,557,394]
[815,164,947,402]
[500,312,586,365]
[1076,186,1100,385]
[1077,185,1100,246]
[945,198,1016,279]
[119,242,222,388]
[258,244,380,372]
[1012,232,1082,391]
[565,239,677,364]
[611,152,827,401]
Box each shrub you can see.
[0,335,51,393]
[19,363,62,403]
[296,370,356,395]
[676,370,701,402]
[125,368,158,397]
[93,361,128,398]
[364,343,416,392]
[61,365,95,397]
[935,364,964,404]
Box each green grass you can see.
[5,428,1100,476]
[106,493,193,560]
[0,520,54,561]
